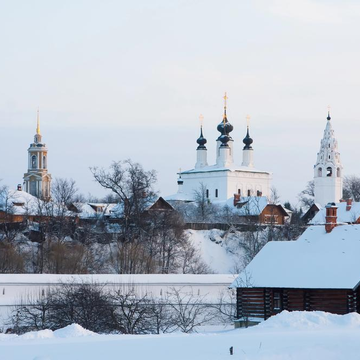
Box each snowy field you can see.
[2,311,360,360]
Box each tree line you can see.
[9,282,235,335]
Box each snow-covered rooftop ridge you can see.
[164,192,194,202]
[72,202,118,218]
[181,163,270,175]
[0,189,42,215]
[310,201,360,224]
[231,224,360,289]
[0,273,235,285]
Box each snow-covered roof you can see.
[0,190,42,215]
[310,201,360,224]
[181,163,270,175]
[232,196,268,216]
[231,224,360,290]
[0,273,234,286]
[72,203,117,219]
[164,192,194,202]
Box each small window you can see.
[327,167,332,177]
[206,189,209,198]
[238,189,241,195]
[318,167,322,177]
[2,288,4,295]
[273,291,282,311]
[31,155,37,169]
[160,289,163,296]
[197,289,200,295]
[247,189,251,196]
[257,190,261,196]
[215,189,218,198]
[337,168,341,177]
[41,289,45,296]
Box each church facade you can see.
[167,94,272,203]
[23,110,52,200]
[313,110,343,207]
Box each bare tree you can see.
[90,160,157,235]
[343,175,360,201]
[193,183,217,222]
[51,178,78,217]
[298,180,315,208]
[167,287,214,333]
[110,289,153,334]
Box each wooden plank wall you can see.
[237,288,358,321]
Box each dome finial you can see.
[36,107,41,135]
[246,114,250,129]
[223,92,228,117]
[217,93,233,141]
[243,115,253,150]
[197,114,207,149]
[327,105,331,121]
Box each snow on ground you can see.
[2,311,360,360]
[187,229,244,273]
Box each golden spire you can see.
[199,114,204,128]
[246,114,251,128]
[223,92,228,119]
[36,108,41,135]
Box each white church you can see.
[166,94,272,203]
[166,96,344,209]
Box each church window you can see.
[238,189,241,195]
[43,156,46,169]
[329,155,330,159]
[257,190,262,196]
[215,189,218,198]
[337,168,341,177]
[318,167,322,177]
[327,167,332,177]
[31,155,37,169]
[206,189,209,198]
[247,189,251,196]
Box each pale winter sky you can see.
[1,0,360,205]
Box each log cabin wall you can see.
[237,287,357,322]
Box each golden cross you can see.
[327,105,331,112]
[199,114,204,127]
[246,114,251,127]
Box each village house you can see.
[231,203,360,327]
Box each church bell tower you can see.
[314,108,343,206]
[23,110,52,200]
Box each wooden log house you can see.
[231,203,360,327]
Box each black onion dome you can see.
[196,127,207,149]
[217,116,233,137]
[243,127,253,150]
[219,133,230,147]
[327,111,331,121]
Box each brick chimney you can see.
[346,198,353,212]
[325,202,338,233]
[233,194,240,207]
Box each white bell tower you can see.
[314,108,343,206]
[23,109,52,200]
